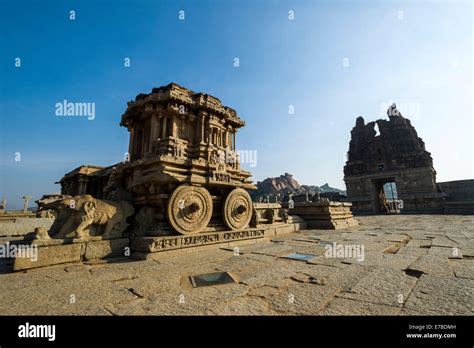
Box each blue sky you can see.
[0,0,472,209]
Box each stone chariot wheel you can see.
[167,184,213,235]
[223,188,253,230]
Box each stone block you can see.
[290,202,358,230]
[84,238,129,260]
[274,224,295,235]
[13,243,83,271]
[131,228,267,253]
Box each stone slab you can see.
[13,243,83,271]
[403,274,473,315]
[449,259,474,279]
[1,215,473,315]
[407,255,454,277]
[337,267,418,307]
[319,297,401,315]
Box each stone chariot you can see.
[105,83,257,235]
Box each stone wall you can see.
[438,180,474,214]
[438,180,474,201]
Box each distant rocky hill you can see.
[252,173,346,200]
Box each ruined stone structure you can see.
[59,165,116,199]
[289,201,358,229]
[250,203,288,226]
[22,196,32,214]
[344,104,445,214]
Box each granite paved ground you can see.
[0,215,472,315]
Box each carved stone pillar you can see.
[162,117,167,138]
[78,178,87,195]
[180,115,185,140]
[129,128,135,158]
[156,115,161,140]
[171,115,178,138]
[150,114,158,143]
[200,112,206,144]
[224,128,228,148]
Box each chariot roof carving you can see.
[120,82,245,128]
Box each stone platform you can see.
[0,215,472,315]
[289,201,358,229]
[5,222,306,271]
[131,221,306,259]
[9,238,130,271]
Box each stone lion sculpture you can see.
[37,195,134,240]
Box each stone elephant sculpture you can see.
[39,195,134,240]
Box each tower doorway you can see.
[372,178,400,214]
